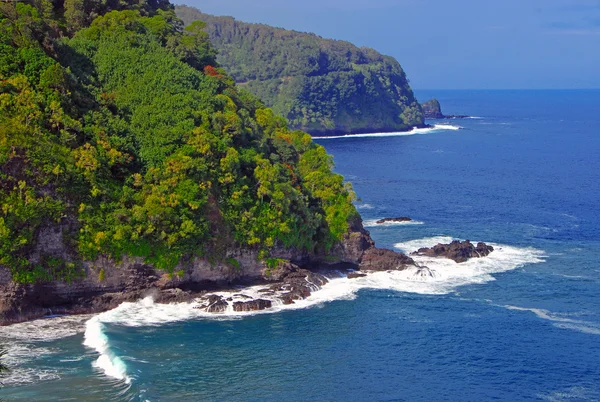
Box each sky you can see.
[174,0,600,90]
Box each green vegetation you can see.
[175,5,424,136]
[0,1,358,283]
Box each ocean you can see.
[1,90,599,401]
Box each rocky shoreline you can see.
[0,218,497,325]
[0,218,414,325]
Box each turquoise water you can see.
[1,90,599,401]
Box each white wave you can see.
[393,236,455,253]
[363,219,424,227]
[312,124,461,139]
[504,305,600,335]
[0,314,91,342]
[355,203,374,210]
[10,237,536,384]
[84,314,132,383]
[0,344,60,386]
[467,116,483,119]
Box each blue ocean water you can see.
[1,90,599,401]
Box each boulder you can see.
[359,248,415,271]
[232,299,272,312]
[412,240,494,263]
[204,295,229,313]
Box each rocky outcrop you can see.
[376,217,412,224]
[421,99,445,119]
[412,240,494,263]
[421,98,469,119]
[233,299,272,312]
[0,217,416,325]
[360,247,415,271]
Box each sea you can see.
[1,90,599,401]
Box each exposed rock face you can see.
[412,240,494,263]
[205,295,229,313]
[272,269,330,305]
[376,217,412,224]
[421,99,444,119]
[0,217,417,325]
[233,299,272,312]
[347,272,367,279]
[421,98,469,119]
[360,247,415,271]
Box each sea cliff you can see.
[0,218,416,325]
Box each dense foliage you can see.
[175,5,424,136]
[0,1,357,283]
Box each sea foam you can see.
[504,305,600,336]
[312,124,461,140]
[0,236,544,384]
[363,219,424,227]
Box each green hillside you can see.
[0,1,357,283]
[175,5,424,136]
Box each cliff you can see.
[175,5,425,136]
[0,217,415,324]
[0,1,416,324]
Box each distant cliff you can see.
[175,5,424,136]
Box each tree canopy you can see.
[0,1,358,283]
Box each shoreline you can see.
[0,219,415,326]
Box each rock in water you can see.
[421,99,445,119]
[204,295,229,313]
[421,98,470,119]
[412,240,494,263]
[347,272,367,279]
[376,217,412,224]
[233,299,272,312]
[360,247,415,271]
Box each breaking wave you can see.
[312,124,461,139]
[504,305,600,336]
[363,219,424,227]
[0,235,544,385]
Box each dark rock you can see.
[154,288,195,304]
[272,269,329,304]
[359,247,415,271]
[376,217,412,224]
[204,295,229,313]
[422,99,445,119]
[347,272,367,279]
[421,98,469,119]
[412,240,494,263]
[232,299,272,312]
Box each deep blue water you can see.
[1,90,600,401]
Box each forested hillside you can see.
[0,0,357,283]
[175,5,424,136]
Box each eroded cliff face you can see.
[0,218,414,325]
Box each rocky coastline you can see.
[0,218,417,325]
[0,219,498,325]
